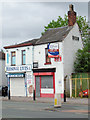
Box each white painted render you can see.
[5,46,33,97]
[5,46,33,67]
[0,59,7,86]
[63,23,83,77]
[34,42,64,94]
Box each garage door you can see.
[10,78,26,96]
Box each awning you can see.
[32,68,56,73]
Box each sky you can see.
[0,1,89,49]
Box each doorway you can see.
[36,76,40,97]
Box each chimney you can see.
[68,4,76,26]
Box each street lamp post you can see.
[32,46,35,101]
[7,76,10,100]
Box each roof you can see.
[35,26,73,45]
[4,26,73,49]
[0,51,5,60]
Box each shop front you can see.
[7,73,26,96]
[33,68,56,98]
[6,65,32,97]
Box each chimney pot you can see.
[69,4,74,11]
[68,4,76,26]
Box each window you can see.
[72,36,79,41]
[22,50,26,65]
[41,76,53,88]
[11,51,16,66]
[45,48,51,64]
[7,53,9,64]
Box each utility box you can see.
[54,93,61,108]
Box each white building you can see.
[0,51,7,86]
[4,5,83,98]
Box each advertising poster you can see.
[48,43,59,58]
[26,74,33,97]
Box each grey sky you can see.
[1,2,88,49]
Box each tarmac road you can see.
[2,101,89,119]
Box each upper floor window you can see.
[22,50,26,65]
[11,51,16,66]
[45,48,51,65]
[7,53,9,64]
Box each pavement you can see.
[1,96,89,105]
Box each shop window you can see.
[41,76,53,88]
[22,50,26,65]
[45,48,51,65]
[7,53,9,64]
[11,51,16,66]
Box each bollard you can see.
[54,93,61,108]
[64,90,66,102]
[33,89,35,101]
[8,90,10,100]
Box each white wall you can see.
[0,59,7,86]
[63,23,83,77]
[5,46,33,67]
[5,46,33,97]
[34,43,64,94]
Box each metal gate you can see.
[36,76,40,97]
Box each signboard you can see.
[26,74,33,97]
[7,73,25,78]
[54,56,62,62]
[6,65,32,72]
[48,43,59,58]
[41,88,54,94]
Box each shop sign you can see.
[7,73,24,78]
[48,43,59,58]
[6,65,32,72]
[54,56,62,62]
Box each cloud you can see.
[1,2,88,48]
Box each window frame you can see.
[11,51,16,66]
[44,48,51,65]
[22,50,26,65]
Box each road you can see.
[2,101,88,118]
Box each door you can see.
[36,76,40,97]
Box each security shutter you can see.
[10,78,26,96]
[41,76,53,88]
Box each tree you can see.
[41,14,90,72]
[74,22,90,72]
[41,15,68,35]
[74,43,90,72]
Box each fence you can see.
[70,73,90,98]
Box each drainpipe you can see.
[32,45,35,101]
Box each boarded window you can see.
[41,76,53,88]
